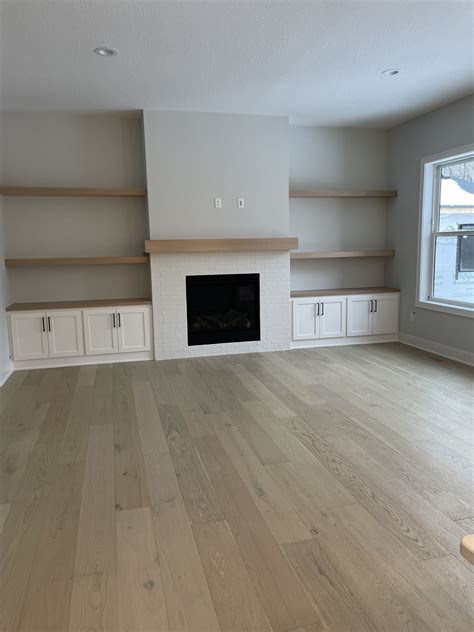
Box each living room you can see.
[0,2,473,631]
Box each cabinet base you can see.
[12,350,154,371]
[291,334,398,349]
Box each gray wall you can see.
[0,197,11,384]
[143,111,289,238]
[3,113,150,302]
[289,126,389,291]
[0,110,11,383]
[386,95,474,352]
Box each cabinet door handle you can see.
[112,313,116,328]
[48,317,51,332]
[374,299,378,312]
[117,313,121,327]
[369,300,373,313]
[315,303,319,317]
[321,302,324,316]
[42,316,46,332]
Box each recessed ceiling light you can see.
[93,46,118,57]
[381,68,400,76]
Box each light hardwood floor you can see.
[0,343,473,631]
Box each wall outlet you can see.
[237,198,245,209]
[214,197,222,209]
[409,311,416,322]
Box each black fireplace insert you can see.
[186,273,260,346]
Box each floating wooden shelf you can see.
[6,297,152,312]
[145,237,299,253]
[290,249,395,260]
[289,189,397,199]
[290,286,400,298]
[0,186,147,197]
[5,256,149,267]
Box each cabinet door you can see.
[10,312,49,361]
[372,294,399,335]
[116,306,151,353]
[83,308,118,356]
[347,296,373,337]
[292,299,318,340]
[47,310,84,358]
[319,297,347,339]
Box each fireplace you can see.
[186,273,260,346]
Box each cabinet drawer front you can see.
[10,312,49,361]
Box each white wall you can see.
[3,113,150,302]
[143,111,289,238]
[386,95,474,354]
[289,126,389,291]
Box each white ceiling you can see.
[1,0,473,128]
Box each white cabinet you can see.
[372,294,399,335]
[346,296,373,337]
[9,303,152,365]
[117,306,151,353]
[10,312,49,361]
[293,296,346,341]
[10,310,83,360]
[83,308,118,356]
[47,310,84,358]
[83,305,151,356]
[319,297,346,339]
[293,299,319,340]
[347,293,399,337]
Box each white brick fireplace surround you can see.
[150,251,291,360]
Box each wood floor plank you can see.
[325,434,473,558]
[74,424,116,575]
[419,554,474,618]
[332,502,474,631]
[1,345,472,632]
[231,363,296,418]
[286,415,446,561]
[113,364,149,511]
[193,520,273,632]
[208,412,312,544]
[283,535,428,632]
[0,442,54,631]
[143,449,221,632]
[77,364,97,388]
[132,378,169,456]
[161,403,224,524]
[226,403,289,465]
[0,502,11,534]
[17,462,85,631]
[196,434,320,632]
[116,507,169,632]
[68,572,118,632]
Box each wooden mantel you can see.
[144,237,299,253]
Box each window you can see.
[417,146,474,317]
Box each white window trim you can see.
[416,144,474,319]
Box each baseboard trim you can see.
[0,366,13,387]
[291,334,398,349]
[398,333,474,367]
[12,350,154,371]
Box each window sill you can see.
[416,299,474,319]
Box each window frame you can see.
[416,145,474,318]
